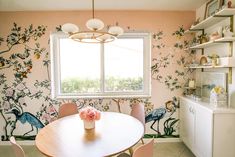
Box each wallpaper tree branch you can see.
[0,11,195,142]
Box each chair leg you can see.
[128,147,134,156]
[141,138,144,144]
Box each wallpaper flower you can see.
[0,21,193,141]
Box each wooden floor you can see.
[0,142,195,157]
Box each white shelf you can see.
[184,30,197,34]
[186,65,233,69]
[214,37,235,42]
[186,8,235,84]
[190,41,214,49]
[185,57,235,69]
[189,8,235,31]
[189,37,235,49]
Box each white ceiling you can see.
[0,0,207,11]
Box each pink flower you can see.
[49,105,57,113]
[42,114,50,121]
[79,109,87,120]
[5,88,14,97]
[87,110,96,121]
[79,106,101,121]
[95,111,101,120]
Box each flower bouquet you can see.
[79,106,101,130]
[207,54,219,66]
[210,86,227,107]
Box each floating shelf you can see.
[189,37,235,49]
[185,65,233,69]
[184,30,198,34]
[190,41,214,49]
[185,57,235,69]
[188,8,235,31]
[214,37,235,42]
[185,8,235,84]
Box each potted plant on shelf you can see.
[197,34,209,44]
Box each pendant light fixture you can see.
[61,0,124,43]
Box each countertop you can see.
[180,96,235,114]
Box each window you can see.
[50,32,151,98]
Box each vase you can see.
[84,120,95,130]
[211,58,219,66]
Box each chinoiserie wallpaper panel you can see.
[0,11,195,142]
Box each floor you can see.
[0,142,195,157]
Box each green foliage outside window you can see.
[61,77,143,93]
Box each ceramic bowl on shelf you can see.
[200,56,208,65]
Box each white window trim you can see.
[50,32,151,99]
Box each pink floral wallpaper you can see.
[0,11,194,142]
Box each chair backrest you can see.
[58,103,78,118]
[131,103,145,129]
[9,136,25,157]
[133,139,154,157]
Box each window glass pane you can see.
[104,38,144,92]
[60,39,101,93]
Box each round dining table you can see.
[35,112,144,157]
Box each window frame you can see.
[50,32,151,99]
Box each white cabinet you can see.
[194,103,213,157]
[180,98,195,150]
[180,97,235,157]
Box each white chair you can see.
[117,139,154,157]
[58,103,78,118]
[10,136,26,157]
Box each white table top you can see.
[35,112,144,157]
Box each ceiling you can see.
[0,0,207,11]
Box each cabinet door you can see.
[194,105,213,157]
[180,99,195,151]
[213,114,235,157]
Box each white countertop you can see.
[180,96,235,114]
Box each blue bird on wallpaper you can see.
[8,108,44,136]
[145,97,179,134]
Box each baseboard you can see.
[142,138,182,143]
[0,141,35,145]
[155,138,182,143]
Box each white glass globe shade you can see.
[61,23,79,33]
[108,26,124,36]
[86,18,104,31]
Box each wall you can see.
[0,10,195,143]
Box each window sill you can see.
[53,94,151,99]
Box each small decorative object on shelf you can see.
[204,0,221,19]
[197,34,209,44]
[223,25,234,37]
[199,56,208,65]
[228,1,233,8]
[207,54,219,66]
[79,106,101,130]
[191,18,201,28]
[210,27,222,40]
[189,79,195,88]
[210,86,227,107]
[190,37,198,47]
